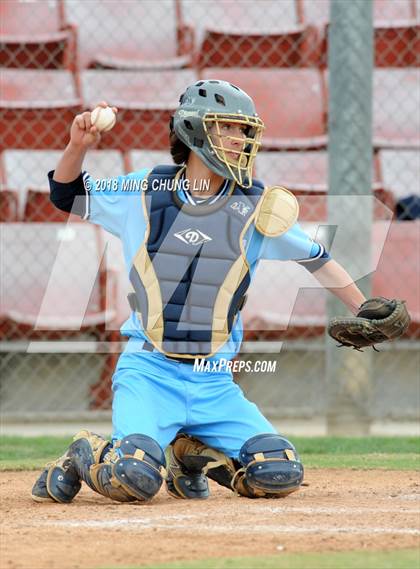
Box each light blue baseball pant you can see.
[111,340,277,458]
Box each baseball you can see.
[90,106,116,132]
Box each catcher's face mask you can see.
[172,80,265,188]
[204,114,264,187]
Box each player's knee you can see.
[68,430,166,502]
[233,434,304,499]
[111,434,167,501]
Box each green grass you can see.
[292,436,420,470]
[0,435,73,470]
[297,453,419,470]
[292,437,419,455]
[0,436,419,471]
[103,549,420,569]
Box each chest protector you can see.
[129,165,297,359]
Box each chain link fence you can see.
[1,0,419,429]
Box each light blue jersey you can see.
[84,167,322,361]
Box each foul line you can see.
[37,519,420,535]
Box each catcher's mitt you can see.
[328,297,411,351]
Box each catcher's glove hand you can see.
[328,297,411,351]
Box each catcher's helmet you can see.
[172,80,265,188]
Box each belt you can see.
[142,341,205,365]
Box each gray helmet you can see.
[172,79,265,188]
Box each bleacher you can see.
[1,0,418,406]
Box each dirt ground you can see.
[1,469,419,569]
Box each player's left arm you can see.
[310,259,366,315]
[257,220,365,314]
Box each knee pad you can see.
[69,431,166,502]
[233,434,304,498]
[110,434,167,501]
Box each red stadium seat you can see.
[185,0,320,68]
[373,21,420,67]
[319,21,420,68]
[0,0,77,70]
[303,0,419,68]
[2,149,62,218]
[2,149,126,186]
[2,150,62,213]
[0,189,19,221]
[128,150,173,173]
[373,69,420,148]
[293,189,395,221]
[201,69,327,150]
[24,190,71,222]
[255,151,383,189]
[81,70,197,150]
[256,150,329,189]
[197,26,319,69]
[300,0,415,26]
[243,220,419,339]
[0,221,120,407]
[373,220,420,338]
[2,149,126,220]
[0,70,82,150]
[378,149,420,200]
[322,69,420,149]
[64,0,192,70]
[0,222,118,337]
[242,239,328,340]
[298,0,330,25]
[255,150,393,219]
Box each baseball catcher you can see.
[31,79,410,504]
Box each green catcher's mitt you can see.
[328,297,411,351]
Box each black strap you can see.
[237,294,248,312]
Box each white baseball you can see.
[90,106,116,132]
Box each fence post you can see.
[326,0,374,435]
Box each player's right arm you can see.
[53,101,112,182]
[49,101,116,218]
[48,103,148,238]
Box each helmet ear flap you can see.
[169,115,175,134]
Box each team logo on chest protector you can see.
[231,201,251,216]
[174,228,212,246]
